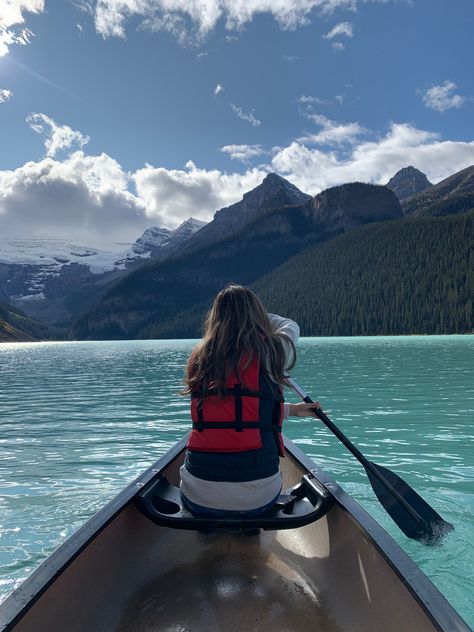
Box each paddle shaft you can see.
[288,378,368,462]
[287,377,425,525]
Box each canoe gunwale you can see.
[0,440,186,632]
[0,436,471,632]
[285,440,472,632]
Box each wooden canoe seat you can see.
[135,474,333,531]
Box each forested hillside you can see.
[0,301,60,342]
[146,211,473,338]
[255,211,473,335]
[73,182,400,339]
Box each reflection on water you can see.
[0,336,473,626]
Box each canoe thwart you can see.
[134,473,333,531]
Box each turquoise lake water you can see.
[0,336,473,626]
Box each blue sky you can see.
[0,0,473,245]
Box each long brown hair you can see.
[183,285,295,396]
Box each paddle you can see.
[287,377,454,544]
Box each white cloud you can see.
[197,51,209,60]
[297,94,346,106]
[299,113,367,145]
[133,160,265,226]
[0,152,149,246]
[332,41,345,51]
[422,81,465,113]
[272,122,474,194]
[0,0,44,57]
[282,54,298,62]
[221,144,266,162]
[90,1,374,43]
[27,113,90,158]
[72,1,94,14]
[139,12,191,46]
[323,21,353,39]
[297,94,325,105]
[231,103,261,127]
[0,115,267,242]
[0,149,266,243]
[0,89,13,103]
[214,83,224,96]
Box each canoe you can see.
[0,436,471,632]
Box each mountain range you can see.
[72,176,402,339]
[0,217,206,327]
[1,164,473,342]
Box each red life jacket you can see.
[187,355,285,456]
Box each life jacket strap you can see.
[192,421,282,432]
[196,400,204,432]
[191,387,283,402]
[234,383,243,432]
[271,399,283,452]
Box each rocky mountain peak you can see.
[132,226,172,255]
[219,172,311,220]
[386,166,432,202]
[172,217,207,238]
[180,173,311,254]
[402,164,474,216]
[242,172,311,206]
[260,172,294,189]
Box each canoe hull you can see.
[1,437,470,632]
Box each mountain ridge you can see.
[174,172,311,256]
[145,210,474,338]
[72,181,402,339]
[3,163,473,341]
[402,164,474,216]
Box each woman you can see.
[180,284,320,517]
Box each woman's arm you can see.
[267,313,299,345]
[267,313,299,369]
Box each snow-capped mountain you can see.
[124,218,206,260]
[0,217,206,326]
[167,217,207,241]
[127,226,172,256]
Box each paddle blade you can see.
[365,462,454,544]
